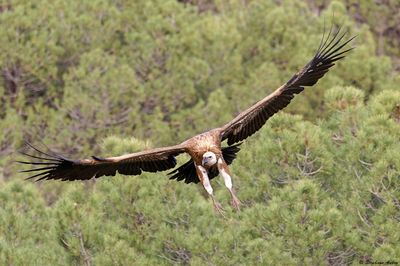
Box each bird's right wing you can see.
[18,142,187,181]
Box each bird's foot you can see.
[230,195,241,212]
[213,200,225,217]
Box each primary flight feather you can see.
[19,26,355,214]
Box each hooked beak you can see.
[202,157,208,165]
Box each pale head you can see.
[202,151,217,167]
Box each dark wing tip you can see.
[287,26,356,89]
[17,143,76,181]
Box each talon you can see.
[230,194,241,212]
[213,200,225,216]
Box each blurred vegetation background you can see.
[0,0,399,265]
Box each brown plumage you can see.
[19,26,355,213]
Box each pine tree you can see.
[1,0,399,265]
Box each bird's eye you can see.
[209,156,212,159]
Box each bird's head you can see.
[202,151,217,167]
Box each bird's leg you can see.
[217,158,241,211]
[196,164,225,216]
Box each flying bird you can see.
[19,26,355,214]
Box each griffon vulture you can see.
[19,26,355,214]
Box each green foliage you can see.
[1,0,399,265]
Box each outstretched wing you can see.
[220,26,356,145]
[18,142,187,181]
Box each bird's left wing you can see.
[220,26,355,145]
[18,142,187,181]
